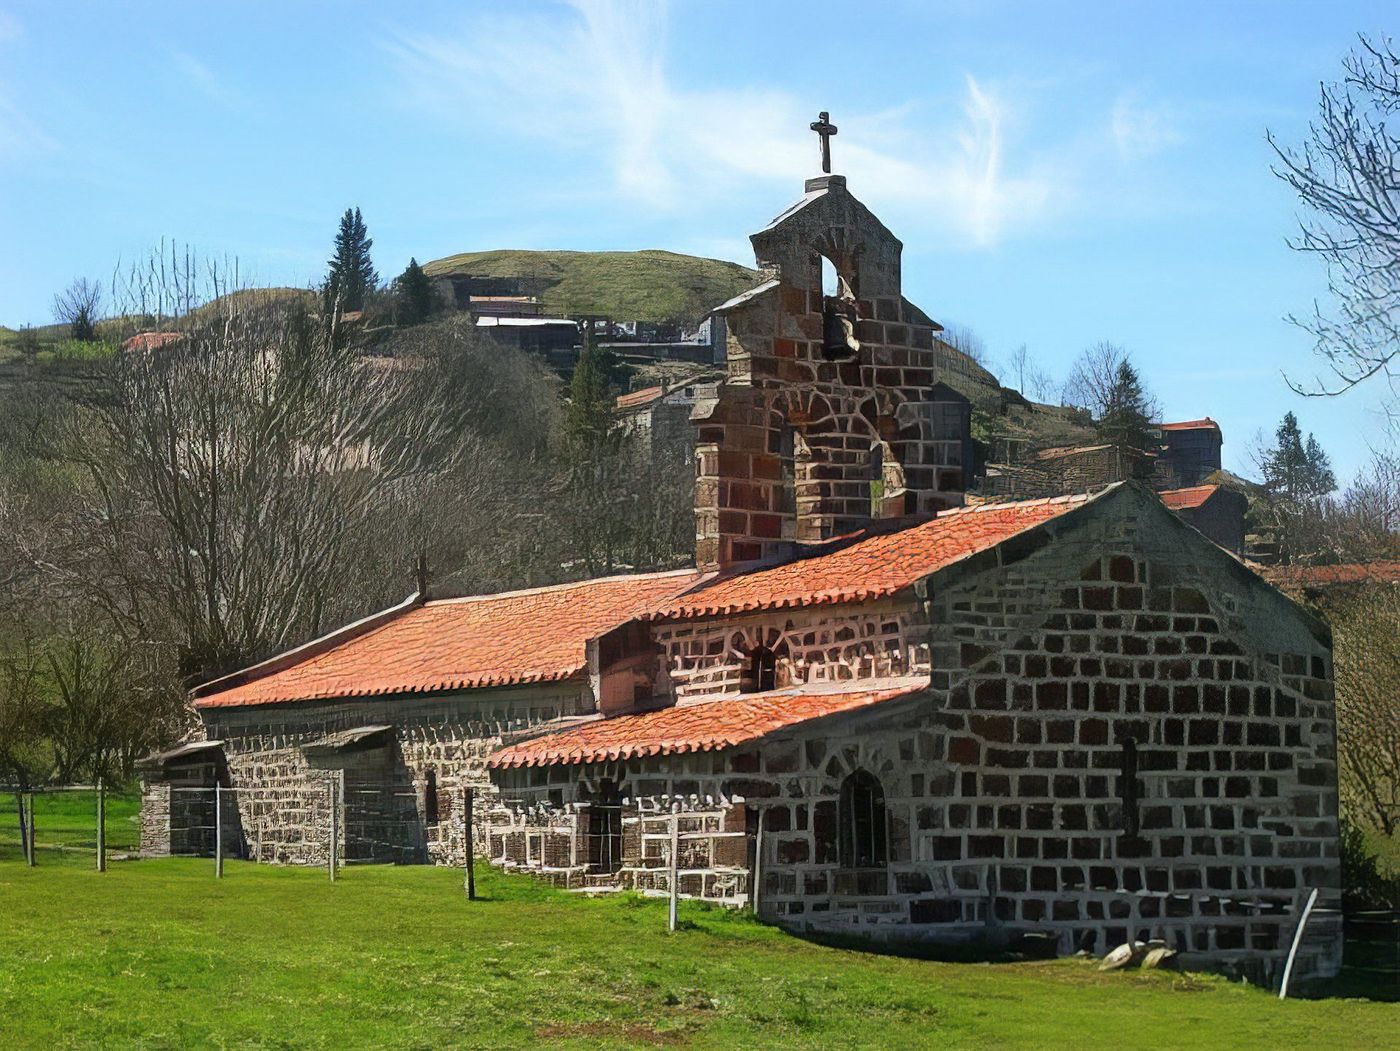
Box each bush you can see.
[1340,818,1400,910]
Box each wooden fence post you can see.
[752,808,764,920]
[96,779,106,873]
[328,776,339,883]
[15,792,29,866]
[668,811,680,933]
[214,785,224,879]
[464,786,477,901]
[27,793,36,866]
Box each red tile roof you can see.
[194,569,703,709]
[1159,484,1221,511]
[194,489,1108,709]
[647,491,1102,621]
[488,680,927,769]
[616,385,664,410]
[121,331,183,352]
[1261,561,1400,590]
[1159,418,1220,432]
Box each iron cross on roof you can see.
[810,111,837,174]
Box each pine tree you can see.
[323,207,378,313]
[1096,361,1156,456]
[1303,434,1336,496]
[1263,412,1336,499]
[393,258,436,327]
[565,329,621,457]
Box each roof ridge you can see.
[425,566,701,606]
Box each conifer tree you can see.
[323,207,378,313]
[565,328,621,457]
[393,258,436,327]
[1262,412,1336,499]
[1096,360,1156,456]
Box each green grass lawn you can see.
[1,856,1395,1050]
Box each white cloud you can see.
[386,0,1061,248]
[1111,92,1182,161]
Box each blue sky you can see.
[0,1,1392,480]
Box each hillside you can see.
[422,249,759,325]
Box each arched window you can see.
[424,769,440,827]
[818,252,860,361]
[746,646,778,693]
[839,769,888,869]
[1120,739,1140,837]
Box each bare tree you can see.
[1269,34,1400,415]
[0,645,51,788]
[1062,341,1161,421]
[1003,343,1057,401]
[52,278,103,342]
[42,257,481,681]
[940,323,989,366]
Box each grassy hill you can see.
[422,249,759,325]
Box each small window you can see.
[839,770,888,868]
[747,646,778,693]
[425,769,440,827]
[588,778,623,873]
[1120,740,1140,836]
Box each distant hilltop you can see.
[421,249,759,326]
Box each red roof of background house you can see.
[644,491,1101,621]
[1261,561,1400,590]
[1159,484,1221,511]
[194,569,704,709]
[1159,418,1220,432]
[488,679,927,769]
[616,385,665,410]
[121,331,183,352]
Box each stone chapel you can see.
[140,156,1341,985]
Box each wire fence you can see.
[0,785,140,866]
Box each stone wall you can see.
[694,177,988,570]
[492,504,1341,983]
[177,683,589,866]
[484,798,751,904]
[653,599,928,701]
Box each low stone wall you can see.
[486,798,752,905]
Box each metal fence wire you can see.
[1,785,139,867]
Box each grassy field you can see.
[0,854,1395,1050]
[422,249,758,325]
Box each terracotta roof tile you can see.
[1159,484,1220,511]
[1261,561,1400,589]
[616,385,664,410]
[646,491,1102,621]
[1159,418,1220,432]
[488,679,927,769]
[195,569,704,709]
[194,490,1107,710]
[122,331,183,352]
